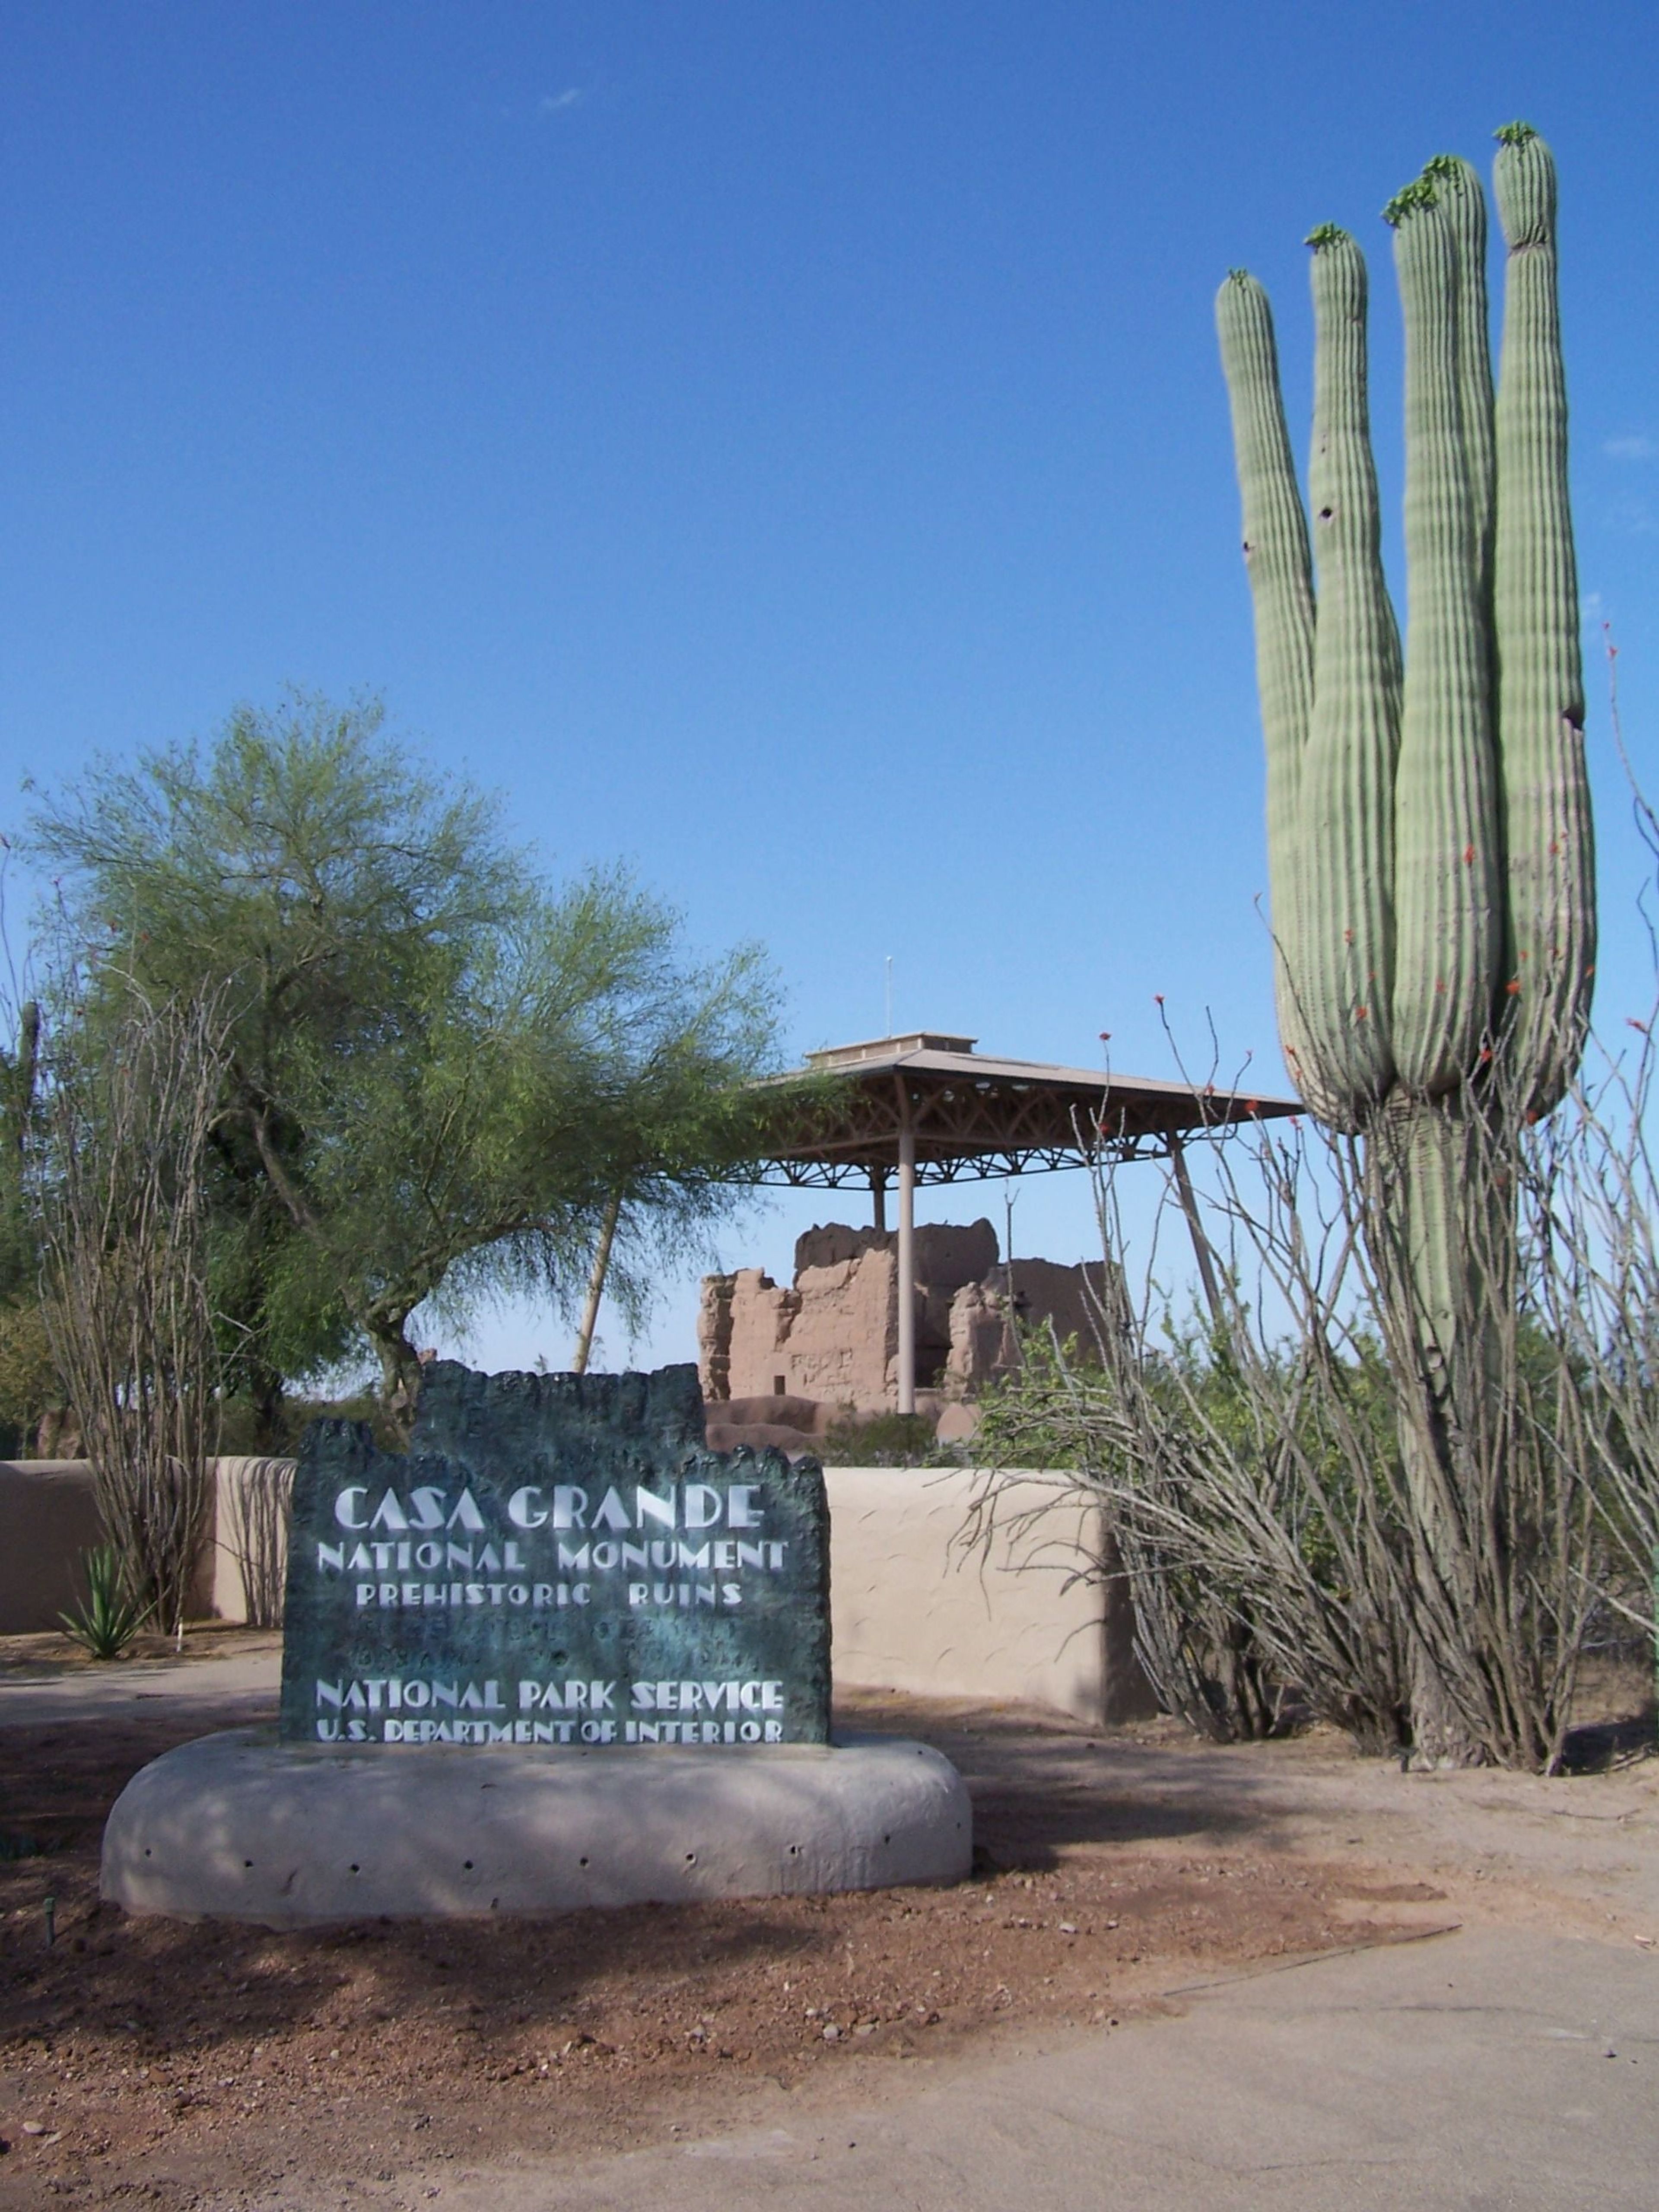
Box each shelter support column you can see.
[870,1166,887,1233]
[896,1103,916,1414]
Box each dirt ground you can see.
[1,1636,1654,2211]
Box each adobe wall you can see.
[824,1466,1154,1725]
[0,1456,292,1634]
[3,1450,1154,1730]
[720,1249,898,1408]
[0,1460,105,1633]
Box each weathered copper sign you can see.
[277,1363,831,1748]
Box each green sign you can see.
[278,1363,831,1748]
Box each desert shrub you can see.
[816,1411,953,1468]
[971,1087,1609,1769]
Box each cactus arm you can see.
[1423,156,1497,611]
[1297,227,1399,1126]
[1492,124,1595,1115]
[1387,190,1505,1094]
[1216,272,1319,1100]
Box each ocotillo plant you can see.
[1216,127,1595,1755]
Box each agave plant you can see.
[59,1545,152,1662]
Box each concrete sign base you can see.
[100,1728,972,1924]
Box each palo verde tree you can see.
[1216,127,1595,1760]
[31,694,783,1436]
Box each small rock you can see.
[821,2024,841,2042]
[1058,1923,1078,1936]
[21,2124,46,2138]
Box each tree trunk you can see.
[370,1318,423,1444]
[570,1188,623,1375]
[248,1356,288,1454]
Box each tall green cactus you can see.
[1218,125,1592,1128]
[1217,127,1595,1752]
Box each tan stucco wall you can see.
[0,1457,292,1633]
[0,1460,106,1632]
[824,1466,1151,1726]
[206,1456,295,1624]
[3,1457,1152,1730]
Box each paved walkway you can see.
[425,1926,1657,2212]
[0,1644,280,1724]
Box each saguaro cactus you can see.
[1216,127,1595,1755]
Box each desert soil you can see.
[0,1634,1654,2210]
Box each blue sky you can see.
[3,3,1657,1373]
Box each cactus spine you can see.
[1217,129,1595,1754]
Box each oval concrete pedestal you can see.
[101,1729,972,1923]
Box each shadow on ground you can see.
[841,1686,1307,1865]
[1,1686,1370,2077]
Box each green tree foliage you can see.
[0,999,38,1287]
[0,1295,57,1456]
[31,694,783,1435]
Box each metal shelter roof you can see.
[736,1031,1300,1189]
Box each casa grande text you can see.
[315,1479,788,1613]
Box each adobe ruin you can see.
[697,1218,1103,1417]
